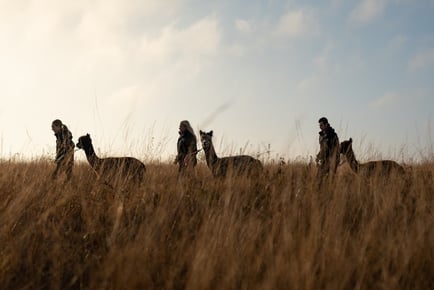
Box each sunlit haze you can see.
[1,0,434,162]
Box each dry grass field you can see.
[0,158,433,290]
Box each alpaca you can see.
[76,134,146,185]
[199,130,263,178]
[339,138,405,177]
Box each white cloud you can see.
[0,0,222,93]
[314,42,335,70]
[369,92,401,109]
[273,9,315,38]
[139,16,221,64]
[408,49,434,71]
[108,84,144,106]
[235,19,253,33]
[296,75,320,94]
[350,0,387,24]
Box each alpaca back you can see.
[214,155,263,178]
[97,157,146,183]
[360,160,405,177]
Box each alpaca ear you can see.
[349,137,352,143]
[199,130,203,134]
[209,130,213,137]
[86,133,90,137]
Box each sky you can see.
[1,0,434,163]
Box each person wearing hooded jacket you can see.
[316,117,340,178]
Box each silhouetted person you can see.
[51,119,75,180]
[175,120,198,175]
[316,117,340,179]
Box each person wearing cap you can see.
[51,119,75,180]
[316,117,340,179]
[175,120,198,175]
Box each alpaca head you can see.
[199,130,213,151]
[76,134,92,150]
[339,138,353,155]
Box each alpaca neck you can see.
[346,149,360,173]
[204,143,219,168]
[83,144,100,168]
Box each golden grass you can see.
[0,159,433,290]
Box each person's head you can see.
[52,119,63,134]
[179,120,195,136]
[318,117,329,131]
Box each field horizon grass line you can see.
[0,158,433,290]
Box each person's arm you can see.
[175,138,186,164]
[55,144,66,162]
[184,140,198,166]
[187,139,198,155]
[316,139,330,165]
[55,129,72,162]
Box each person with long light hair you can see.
[175,120,198,175]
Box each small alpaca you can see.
[339,138,405,177]
[199,130,263,178]
[76,134,146,184]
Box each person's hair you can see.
[52,119,63,127]
[180,120,196,137]
[318,117,329,125]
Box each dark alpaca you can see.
[199,130,263,178]
[340,138,405,177]
[76,134,146,184]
